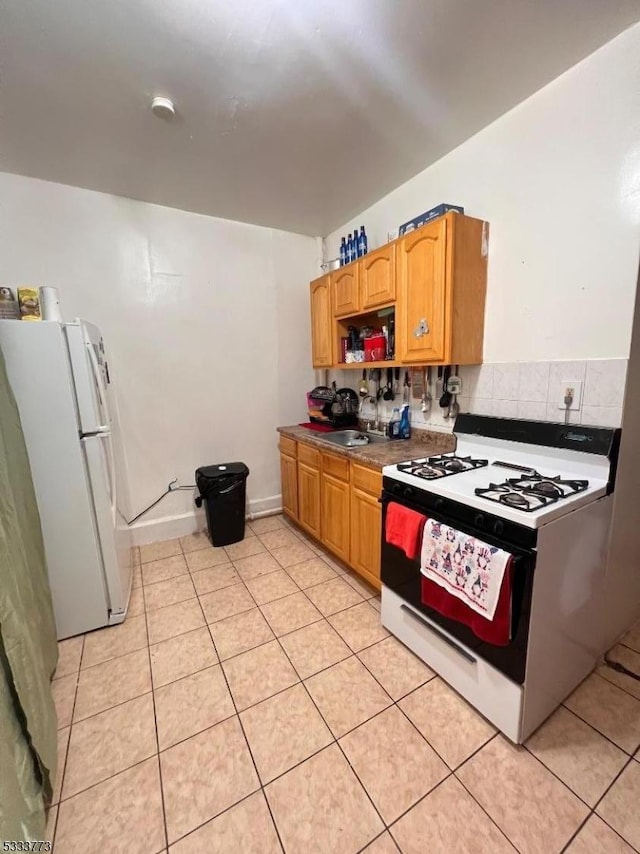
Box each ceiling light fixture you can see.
[150,96,175,120]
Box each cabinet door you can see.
[350,487,382,585]
[280,453,298,520]
[361,244,396,310]
[298,461,321,538]
[397,219,448,363]
[310,276,334,368]
[321,473,350,562]
[332,265,360,318]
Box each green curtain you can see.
[0,349,58,841]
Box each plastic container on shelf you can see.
[364,334,386,362]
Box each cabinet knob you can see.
[413,318,429,338]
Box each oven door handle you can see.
[400,604,477,664]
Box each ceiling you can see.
[1,1,639,236]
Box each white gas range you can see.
[380,414,621,743]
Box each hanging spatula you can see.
[358,369,368,397]
[422,366,432,415]
[439,366,452,414]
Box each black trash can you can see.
[195,462,250,547]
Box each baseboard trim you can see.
[129,495,284,545]
[247,493,283,519]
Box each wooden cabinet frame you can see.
[310,213,488,369]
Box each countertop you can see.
[277,425,455,471]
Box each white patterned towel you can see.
[420,519,512,621]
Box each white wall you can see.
[603,263,640,645]
[0,173,319,540]
[326,24,640,363]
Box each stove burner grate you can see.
[475,473,589,512]
[397,454,489,481]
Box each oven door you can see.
[380,492,535,684]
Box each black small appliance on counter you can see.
[307,385,359,428]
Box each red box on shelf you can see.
[364,335,386,362]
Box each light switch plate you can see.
[557,379,583,411]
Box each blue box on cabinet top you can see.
[399,204,464,236]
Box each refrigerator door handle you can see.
[81,433,128,617]
[94,431,117,522]
[86,335,110,427]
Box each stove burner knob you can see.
[391,483,402,495]
[493,521,504,536]
[403,486,415,500]
[434,498,445,511]
[474,513,485,529]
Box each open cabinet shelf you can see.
[337,360,401,370]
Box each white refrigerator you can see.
[0,319,132,639]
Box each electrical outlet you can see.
[557,380,583,411]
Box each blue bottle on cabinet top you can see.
[354,227,361,258]
[347,233,354,263]
[359,226,368,256]
[340,237,347,266]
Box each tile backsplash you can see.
[329,358,628,433]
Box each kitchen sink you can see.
[317,429,389,448]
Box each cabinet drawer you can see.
[322,452,350,482]
[351,463,382,497]
[298,443,320,468]
[279,436,297,458]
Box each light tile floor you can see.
[48,514,640,853]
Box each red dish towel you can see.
[419,518,515,646]
[385,502,427,560]
[421,564,513,646]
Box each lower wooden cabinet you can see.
[280,452,298,519]
[321,472,350,563]
[350,467,382,587]
[279,436,382,590]
[297,460,321,539]
[350,487,382,585]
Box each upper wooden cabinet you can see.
[332,265,360,318]
[310,213,488,367]
[396,213,488,365]
[310,275,333,368]
[396,218,447,363]
[361,243,396,310]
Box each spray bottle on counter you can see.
[399,404,411,439]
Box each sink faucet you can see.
[360,394,381,432]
